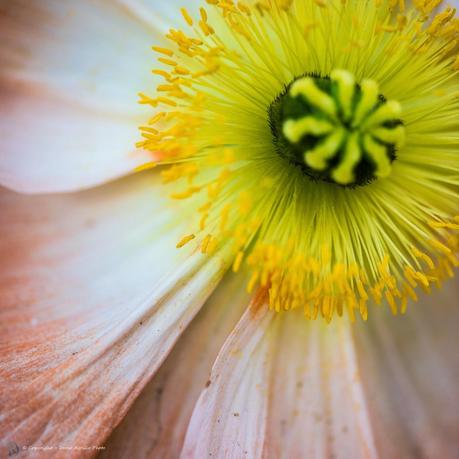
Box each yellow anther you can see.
[181,8,194,26]
[247,271,259,293]
[157,84,177,92]
[200,20,215,36]
[158,57,178,66]
[157,97,177,107]
[152,46,174,57]
[233,251,245,273]
[427,8,456,36]
[238,2,252,15]
[171,186,201,199]
[139,125,159,134]
[278,0,294,11]
[400,296,408,314]
[385,290,398,315]
[359,299,369,321]
[428,219,459,231]
[206,237,218,255]
[200,213,209,230]
[313,0,327,7]
[176,234,196,248]
[152,69,172,80]
[201,234,212,253]
[403,282,418,302]
[134,162,157,172]
[148,112,165,125]
[356,278,369,300]
[429,238,452,255]
[200,7,208,22]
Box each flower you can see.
[0,0,458,458]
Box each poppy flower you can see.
[1,1,458,458]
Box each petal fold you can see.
[265,315,378,459]
[101,273,250,459]
[181,292,277,459]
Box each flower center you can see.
[269,70,405,186]
[138,0,459,322]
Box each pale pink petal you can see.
[177,283,457,459]
[265,284,458,458]
[265,315,377,459]
[179,301,375,459]
[181,292,277,459]
[0,172,231,455]
[101,273,250,459]
[353,279,459,459]
[0,0,165,193]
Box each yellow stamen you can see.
[176,234,196,248]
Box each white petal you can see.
[0,0,168,193]
[181,293,277,459]
[1,0,160,115]
[101,272,250,459]
[0,79,153,193]
[129,0,201,28]
[0,172,231,451]
[125,0,202,30]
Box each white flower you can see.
[0,1,458,458]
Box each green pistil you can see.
[269,69,405,186]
